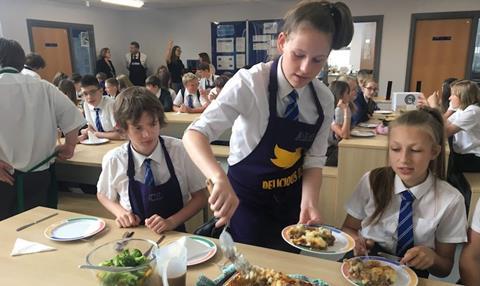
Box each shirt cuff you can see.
[303,155,327,169]
[436,235,468,244]
[187,121,214,142]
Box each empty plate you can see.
[44,217,106,241]
[351,130,376,137]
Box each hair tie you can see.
[329,3,336,17]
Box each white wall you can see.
[1,0,479,93]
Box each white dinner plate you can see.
[281,224,355,255]
[185,236,217,266]
[80,138,110,145]
[374,110,393,114]
[358,122,379,128]
[351,130,376,137]
[341,256,418,286]
[44,217,106,241]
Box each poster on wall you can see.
[248,19,283,65]
[211,21,246,74]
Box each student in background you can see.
[145,75,173,112]
[165,40,185,93]
[0,38,85,219]
[96,87,208,233]
[58,79,78,106]
[173,72,208,113]
[342,108,467,278]
[96,47,116,79]
[417,77,458,113]
[183,0,353,250]
[157,68,176,101]
[198,62,218,94]
[79,75,122,141]
[352,77,379,125]
[199,52,216,76]
[52,71,68,87]
[117,74,134,92]
[70,73,83,100]
[208,75,229,101]
[355,69,373,94]
[460,198,480,286]
[105,78,120,98]
[96,72,108,95]
[125,41,147,86]
[326,80,353,166]
[21,52,45,79]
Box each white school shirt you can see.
[173,90,207,108]
[83,96,117,132]
[0,72,86,171]
[448,104,480,156]
[21,68,41,79]
[472,198,480,234]
[97,136,205,212]
[199,74,219,90]
[346,171,468,253]
[125,52,147,68]
[189,57,334,168]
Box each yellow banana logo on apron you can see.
[270,144,302,169]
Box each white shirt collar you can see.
[276,56,306,100]
[394,171,433,200]
[155,90,161,99]
[130,139,163,168]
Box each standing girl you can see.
[165,40,185,93]
[342,108,467,278]
[326,80,353,166]
[183,0,353,251]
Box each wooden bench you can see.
[464,173,480,223]
[319,166,338,226]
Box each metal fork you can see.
[219,225,252,275]
[114,231,135,252]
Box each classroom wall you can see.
[1,0,479,93]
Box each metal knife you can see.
[16,212,58,231]
[377,251,402,262]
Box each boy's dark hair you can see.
[157,69,171,89]
[0,38,25,71]
[197,62,210,72]
[105,77,119,87]
[198,52,211,64]
[58,79,77,105]
[70,73,82,83]
[81,74,100,88]
[215,75,229,89]
[130,41,140,49]
[282,0,354,50]
[145,75,161,87]
[25,52,46,69]
[96,72,107,81]
[114,87,167,131]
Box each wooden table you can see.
[0,207,454,286]
[163,112,231,141]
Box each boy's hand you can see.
[115,212,140,228]
[0,160,14,186]
[145,214,175,234]
[401,246,436,269]
[55,143,76,160]
[209,176,239,227]
[298,206,322,225]
[179,104,188,113]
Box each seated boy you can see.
[79,75,122,140]
[97,87,208,233]
[197,62,218,94]
[460,198,480,285]
[145,75,173,112]
[208,75,229,101]
[173,72,209,113]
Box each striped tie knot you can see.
[284,89,299,121]
[401,190,415,202]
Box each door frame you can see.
[353,15,384,81]
[26,19,96,74]
[405,11,480,91]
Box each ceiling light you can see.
[101,0,144,8]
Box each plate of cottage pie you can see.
[341,256,418,286]
[281,224,355,255]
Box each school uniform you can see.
[199,74,219,91]
[156,89,173,112]
[346,171,468,277]
[173,89,207,108]
[97,136,205,231]
[83,96,116,132]
[0,68,86,219]
[125,52,147,86]
[352,90,378,125]
[472,199,480,234]
[447,104,480,213]
[21,65,41,79]
[189,56,334,251]
[326,106,351,166]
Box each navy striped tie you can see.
[396,190,415,256]
[94,108,105,132]
[144,159,155,187]
[284,89,299,121]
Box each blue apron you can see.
[227,58,324,252]
[127,136,186,232]
[128,53,146,86]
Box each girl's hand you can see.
[115,211,140,228]
[145,214,175,234]
[298,206,322,225]
[0,160,14,186]
[427,91,441,109]
[209,176,239,228]
[353,233,375,256]
[401,246,436,270]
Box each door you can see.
[31,26,73,82]
[410,18,471,96]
